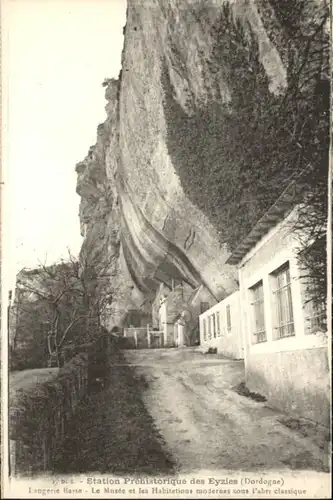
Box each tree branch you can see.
[58,315,88,349]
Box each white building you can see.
[227,183,329,426]
[153,281,216,347]
[199,290,244,359]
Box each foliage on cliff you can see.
[162,0,329,305]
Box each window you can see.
[216,311,221,336]
[271,262,295,339]
[200,301,209,314]
[212,314,216,338]
[208,315,212,340]
[250,280,266,343]
[226,305,231,332]
[203,318,207,341]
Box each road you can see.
[124,347,329,474]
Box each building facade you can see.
[173,284,216,347]
[158,281,195,346]
[199,291,244,359]
[152,281,216,347]
[227,197,329,426]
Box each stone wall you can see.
[246,347,330,426]
[9,353,90,475]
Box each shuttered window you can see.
[226,305,232,332]
[203,318,207,341]
[216,311,221,336]
[250,280,266,343]
[271,263,295,339]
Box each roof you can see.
[226,180,301,266]
[186,285,202,306]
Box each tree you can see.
[269,0,330,307]
[9,296,49,371]
[13,253,97,368]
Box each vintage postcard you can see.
[1,0,331,498]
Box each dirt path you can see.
[53,355,174,475]
[124,347,329,474]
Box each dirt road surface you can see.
[124,347,329,474]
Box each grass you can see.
[52,351,175,475]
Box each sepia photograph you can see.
[0,0,331,498]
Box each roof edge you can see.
[226,180,301,266]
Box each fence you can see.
[123,326,164,349]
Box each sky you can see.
[3,0,127,284]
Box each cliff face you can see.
[76,0,293,330]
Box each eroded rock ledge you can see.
[76,0,290,329]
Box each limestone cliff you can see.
[76,0,319,330]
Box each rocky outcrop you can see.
[76,0,308,330]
